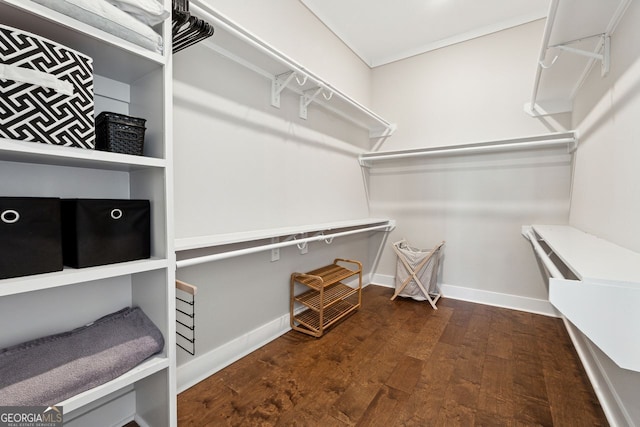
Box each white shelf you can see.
[187,0,395,138]
[526,0,632,116]
[529,225,640,372]
[0,138,166,171]
[175,218,392,251]
[0,0,165,83]
[58,355,169,414]
[0,1,175,425]
[533,225,640,283]
[0,258,169,297]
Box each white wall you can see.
[371,20,570,150]
[569,1,640,424]
[367,21,571,309]
[172,1,382,387]
[202,0,372,107]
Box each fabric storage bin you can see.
[95,112,146,155]
[61,199,150,268]
[0,24,95,149]
[0,197,63,279]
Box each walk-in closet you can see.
[1,0,638,425]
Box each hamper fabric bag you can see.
[61,199,151,268]
[393,240,444,303]
[0,197,63,279]
[0,24,95,148]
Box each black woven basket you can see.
[95,112,147,156]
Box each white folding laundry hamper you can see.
[391,240,445,309]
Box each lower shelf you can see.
[292,297,359,337]
[295,282,358,310]
[58,355,169,414]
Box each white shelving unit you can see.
[525,0,632,116]
[525,225,640,372]
[0,1,175,426]
[187,0,396,141]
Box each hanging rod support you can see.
[271,71,298,108]
[299,87,323,120]
[545,34,610,77]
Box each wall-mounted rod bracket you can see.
[271,71,297,108]
[547,34,610,77]
[299,87,323,120]
[271,237,280,262]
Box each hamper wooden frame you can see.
[391,240,445,309]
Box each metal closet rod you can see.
[524,229,564,280]
[359,132,576,164]
[187,0,394,132]
[176,223,393,268]
[530,0,560,113]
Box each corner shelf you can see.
[525,224,640,372]
[187,0,395,139]
[526,0,632,116]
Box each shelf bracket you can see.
[547,34,611,77]
[271,71,297,108]
[299,87,323,120]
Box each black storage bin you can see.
[95,112,146,156]
[0,198,63,279]
[61,199,151,268]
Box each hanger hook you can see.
[322,90,333,100]
[295,74,308,86]
[293,234,307,251]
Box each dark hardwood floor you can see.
[177,285,607,426]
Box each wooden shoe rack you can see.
[290,258,362,337]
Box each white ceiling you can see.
[300,0,550,68]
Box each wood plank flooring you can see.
[177,285,608,426]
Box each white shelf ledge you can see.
[0,258,169,297]
[187,0,395,139]
[359,132,576,166]
[525,224,640,372]
[175,218,393,251]
[176,218,395,268]
[526,0,632,116]
[0,138,166,171]
[59,355,169,414]
[0,0,165,83]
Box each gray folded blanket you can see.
[0,306,164,406]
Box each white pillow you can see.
[105,0,170,26]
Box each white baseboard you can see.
[177,274,370,393]
[562,318,631,427]
[371,274,559,317]
[177,313,290,393]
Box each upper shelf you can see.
[175,218,393,251]
[187,0,396,139]
[526,225,640,371]
[525,0,632,116]
[0,138,166,171]
[0,0,166,83]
